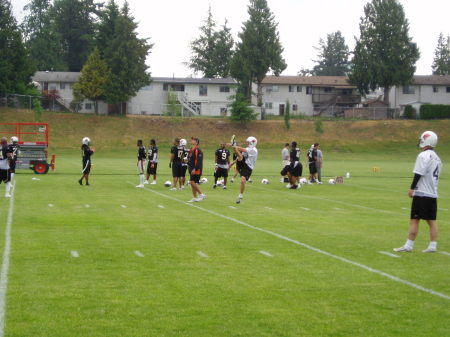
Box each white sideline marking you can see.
[157,205,165,209]
[129,181,450,301]
[401,207,408,210]
[334,207,343,211]
[439,251,450,257]
[70,251,79,258]
[196,251,208,258]
[379,251,400,258]
[228,206,237,209]
[259,250,273,257]
[0,183,15,337]
[301,207,310,211]
[85,204,90,208]
[438,208,448,211]
[265,207,273,210]
[134,250,145,257]
[48,203,53,207]
[120,205,127,208]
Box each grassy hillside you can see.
[1,108,449,155]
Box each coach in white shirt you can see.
[394,131,442,253]
[281,143,290,182]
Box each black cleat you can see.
[78,179,83,185]
[213,184,217,189]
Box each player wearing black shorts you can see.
[180,139,189,190]
[136,139,146,188]
[8,136,19,183]
[145,139,158,185]
[213,143,230,189]
[169,138,183,190]
[187,137,205,202]
[78,137,94,186]
[0,138,13,198]
[281,141,302,189]
[307,144,318,183]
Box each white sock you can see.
[239,193,243,199]
[406,239,414,248]
[5,182,11,194]
[140,174,144,184]
[428,241,437,250]
[10,173,14,182]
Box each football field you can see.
[1,149,449,337]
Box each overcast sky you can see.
[11,0,450,77]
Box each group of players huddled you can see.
[0,136,19,198]
[132,135,258,203]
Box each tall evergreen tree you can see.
[213,20,234,78]
[0,0,34,95]
[21,0,67,71]
[311,31,350,76]
[231,0,286,106]
[103,2,152,114]
[431,33,450,75]
[52,0,98,71]
[349,0,419,105]
[96,0,120,58]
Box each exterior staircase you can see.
[177,93,201,116]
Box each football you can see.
[328,178,336,185]
[261,178,269,184]
[217,179,224,186]
[200,177,208,184]
[299,178,307,185]
[164,181,172,187]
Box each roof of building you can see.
[262,75,354,87]
[412,75,450,85]
[151,77,237,85]
[32,71,81,82]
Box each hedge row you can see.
[420,104,450,119]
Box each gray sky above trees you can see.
[12,0,450,77]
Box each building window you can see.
[402,85,415,94]
[49,84,56,91]
[324,87,333,93]
[446,86,450,93]
[60,83,65,90]
[296,86,302,92]
[219,86,230,93]
[289,85,295,92]
[85,103,92,110]
[264,102,273,109]
[199,85,208,96]
[342,89,352,95]
[432,86,438,93]
[163,84,184,91]
[292,104,298,111]
[306,86,312,95]
[266,85,279,93]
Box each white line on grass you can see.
[301,207,310,211]
[121,205,127,208]
[128,181,450,301]
[196,251,209,258]
[134,251,145,257]
[259,250,273,257]
[0,183,15,337]
[85,204,90,208]
[157,205,165,209]
[70,251,79,258]
[379,251,400,258]
[228,206,237,209]
[48,203,53,207]
[439,252,450,257]
[438,208,448,211]
[265,207,273,210]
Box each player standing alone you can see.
[145,139,158,185]
[394,131,442,253]
[0,138,13,197]
[187,137,205,202]
[213,142,230,189]
[136,139,146,188]
[78,137,94,186]
[232,136,258,204]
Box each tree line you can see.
[1,0,449,116]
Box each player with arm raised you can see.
[213,142,230,189]
[145,139,158,185]
[78,137,94,186]
[136,139,146,188]
[394,131,442,253]
[232,136,258,204]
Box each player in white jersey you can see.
[231,136,258,204]
[394,131,442,253]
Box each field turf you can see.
[1,148,449,337]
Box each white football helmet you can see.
[328,178,336,185]
[179,139,187,147]
[10,136,18,144]
[418,131,438,148]
[82,137,90,145]
[246,136,257,147]
[261,178,269,184]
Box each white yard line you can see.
[157,205,165,209]
[84,204,90,208]
[196,251,209,258]
[120,205,127,208]
[259,250,273,257]
[0,183,15,337]
[48,203,53,207]
[301,207,310,211]
[379,251,400,258]
[129,181,450,301]
[134,250,145,257]
[264,207,273,210]
[439,251,450,257]
[228,206,237,209]
[70,251,79,258]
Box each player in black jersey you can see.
[145,139,158,185]
[0,138,13,197]
[229,146,240,183]
[179,139,189,190]
[136,139,146,188]
[78,137,94,186]
[213,143,230,189]
[187,137,205,202]
[169,138,184,190]
[307,143,318,184]
[280,141,302,189]
[9,136,19,183]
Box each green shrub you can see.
[403,105,416,119]
[229,93,257,123]
[315,119,324,134]
[284,100,290,129]
[420,104,450,119]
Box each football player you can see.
[180,138,189,190]
[78,137,94,186]
[145,139,158,185]
[0,138,13,197]
[9,136,19,183]
[169,138,183,190]
[281,143,290,183]
[213,142,230,189]
[187,137,205,202]
[394,131,442,253]
[136,139,146,188]
[232,136,258,204]
[307,144,318,184]
[281,141,302,189]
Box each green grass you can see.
[2,148,450,337]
